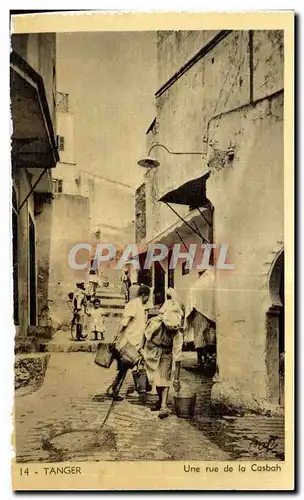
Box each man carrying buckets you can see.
[143,288,184,419]
[105,284,151,401]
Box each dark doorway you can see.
[154,261,165,306]
[12,188,19,325]
[138,253,152,287]
[168,248,174,288]
[267,250,284,405]
[29,215,37,326]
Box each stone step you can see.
[96,285,122,293]
[97,293,125,300]
[96,290,124,299]
[102,310,123,318]
[97,297,125,308]
[41,340,100,353]
[39,314,121,353]
[99,303,125,311]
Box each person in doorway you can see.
[185,309,216,370]
[184,269,216,372]
[72,280,89,341]
[105,284,151,401]
[122,270,131,303]
[89,298,105,341]
[143,288,184,419]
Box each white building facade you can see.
[136,30,285,413]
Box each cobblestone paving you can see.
[14,353,229,463]
[14,353,284,463]
[180,364,285,461]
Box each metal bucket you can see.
[173,392,197,419]
[132,369,149,394]
[118,342,139,368]
[94,342,114,369]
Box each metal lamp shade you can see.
[137,155,160,168]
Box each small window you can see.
[53,179,63,194]
[57,135,65,151]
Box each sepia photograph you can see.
[10,11,294,491]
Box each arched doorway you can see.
[266,250,284,405]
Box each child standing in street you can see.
[122,270,131,303]
[89,298,105,341]
[87,269,99,300]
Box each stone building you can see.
[135,30,284,412]
[47,84,134,327]
[10,33,59,349]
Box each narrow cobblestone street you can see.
[10,23,291,495]
[14,352,284,463]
